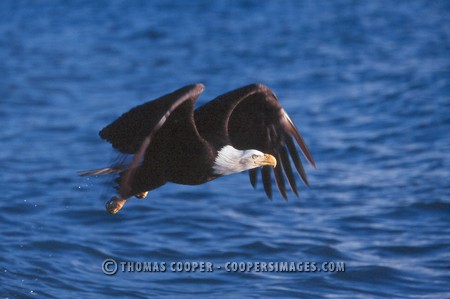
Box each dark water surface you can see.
[1,1,449,298]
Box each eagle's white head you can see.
[212,145,277,176]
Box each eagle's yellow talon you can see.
[135,191,148,199]
[106,196,127,214]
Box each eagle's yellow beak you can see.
[255,154,277,168]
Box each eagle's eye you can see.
[252,154,258,159]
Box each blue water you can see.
[1,0,449,298]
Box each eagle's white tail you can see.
[78,166,126,176]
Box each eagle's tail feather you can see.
[78,166,126,176]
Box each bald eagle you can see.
[80,83,316,214]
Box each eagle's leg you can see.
[106,196,127,214]
[105,191,148,214]
[135,191,148,199]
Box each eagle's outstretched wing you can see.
[100,84,205,154]
[99,84,205,197]
[195,83,316,199]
